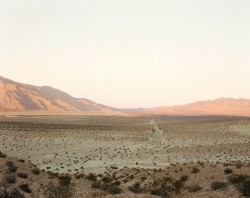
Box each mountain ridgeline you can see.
[0,76,114,112]
[1,76,250,116]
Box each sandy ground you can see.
[0,116,249,175]
[0,115,250,197]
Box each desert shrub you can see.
[6,161,14,167]
[31,168,40,175]
[211,181,228,190]
[228,174,250,196]
[44,182,73,198]
[9,188,25,198]
[151,185,171,197]
[188,184,202,192]
[44,175,73,198]
[150,177,184,197]
[5,174,16,184]
[85,173,97,181]
[0,151,7,158]
[8,165,17,173]
[128,174,135,180]
[18,159,25,163]
[228,174,249,185]
[180,175,189,182]
[141,176,147,181]
[48,172,58,178]
[102,176,112,183]
[6,161,18,173]
[101,183,109,191]
[0,188,25,198]
[235,162,242,169]
[240,180,250,197]
[75,174,84,179]
[91,181,102,189]
[108,185,121,194]
[19,184,32,193]
[17,172,28,179]
[112,181,121,186]
[191,167,200,173]
[59,175,71,186]
[0,188,7,197]
[110,166,118,169]
[224,168,233,174]
[128,182,142,193]
[174,180,184,191]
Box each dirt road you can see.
[151,119,163,140]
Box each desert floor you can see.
[0,115,250,197]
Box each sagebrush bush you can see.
[58,175,71,186]
[19,184,32,193]
[85,173,97,181]
[229,174,249,185]
[0,151,6,158]
[240,179,250,197]
[32,168,40,175]
[0,188,25,198]
[229,174,250,196]
[128,182,142,193]
[17,172,28,179]
[224,168,233,174]
[5,174,16,184]
[191,167,200,173]
[75,174,84,179]
[9,188,25,198]
[188,185,202,192]
[18,159,25,163]
[91,181,102,189]
[180,175,189,182]
[108,184,122,194]
[8,165,18,173]
[211,181,228,190]
[6,161,14,166]
[6,161,18,173]
[235,162,242,169]
[150,177,184,197]
[102,176,112,183]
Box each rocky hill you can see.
[0,76,114,112]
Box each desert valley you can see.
[0,76,250,198]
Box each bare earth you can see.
[0,115,250,197]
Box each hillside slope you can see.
[1,76,250,116]
[145,98,250,116]
[0,76,114,112]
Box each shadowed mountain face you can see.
[0,76,114,112]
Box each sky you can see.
[1,0,250,108]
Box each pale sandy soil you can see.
[0,115,250,197]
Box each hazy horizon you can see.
[1,0,250,108]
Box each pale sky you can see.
[1,0,250,108]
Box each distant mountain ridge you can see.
[1,76,250,116]
[142,97,250,116]
[0,76,114,112]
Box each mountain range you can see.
[1,76,250,116]
[0,76,114,112]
